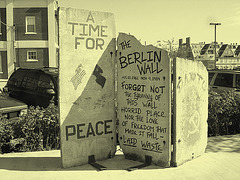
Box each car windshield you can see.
[208,72,214,84]
[214,73,233,87]
[236,74,240,88]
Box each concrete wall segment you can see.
[173,58,208,166]
[116,33,171,167]
[59,7,116,168]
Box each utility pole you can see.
[210,23,221,69]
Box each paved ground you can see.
[0,134,240,180]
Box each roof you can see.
[235,45,240,56]
[218,44,228,57]
[200,44,210,55]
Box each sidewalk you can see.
[0,134,240,180]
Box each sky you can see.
[58,0,240,45]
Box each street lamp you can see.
[210,23,221,68]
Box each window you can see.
[236,75,240,88]
[0,52,8,79]
[21,73,38,90]
[26,16,36,33]
[38,75,54,93]
[8,70,25,87]
[214,73,233,87]
[27,51,37,61]
[208,50,214,54]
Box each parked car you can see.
[208,69,240,94]
[4,67,58,108]
[0,94,27,120]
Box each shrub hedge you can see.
[208,90,240,136]
[0,101,60,154]
[1,90,240,153]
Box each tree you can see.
[155,38,179,60]
[155,38,194,60]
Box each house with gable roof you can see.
[218,44,234,58]
[195,42,221,69]
[234,45,240,57]
[217,44,240,69]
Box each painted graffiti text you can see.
[119,40,131,50]
[119,51,163,75]
[121,81,146,92]
[141,140,163,153]
[65,120,112,141]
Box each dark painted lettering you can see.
[66,125,76,141]
[118,51,163,75]
[96,38,104,50]
[89,24,99,36]
[154,51,161,62]
[79,23,88,36]
[119,40,131,50]
[68,22,78,35]
[96,121,104,135]
[121,81,146,92]
[101,26,108,37]
[65,120,113,140]
[133,52,141,64]
[86,122,96,137]
[75,37,84,49]
[104,120,113,134]
[147,51,153,62]
[86,38,95,49]
[86,11,95,23]
[77,123,85,139]
[119,56,128,69]
[127,53,134,65]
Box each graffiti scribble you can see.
[93,64,106,88]
[71,64,86,90]
[187,110,200,138]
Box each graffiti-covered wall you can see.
[116,33,171,167]
[173,58,208,166]
[59,7,116,168]
[58,8,208,168]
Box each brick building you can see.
[0,0,58,87]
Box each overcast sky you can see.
[58,0,240,45]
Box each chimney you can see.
[179,39,183,47]
[186,37,190,45]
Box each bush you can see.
[0,114,14,153]
[208,90,240,136]
[0,101,60,154]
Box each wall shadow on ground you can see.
[2,134,239,171]
[205,134,240,153]
[0,153,164,171]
